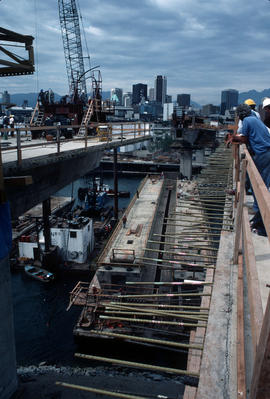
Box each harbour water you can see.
[11,172,188,397]
[11,174,144,366]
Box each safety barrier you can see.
[0,121,151,165]
[233,143,270,398]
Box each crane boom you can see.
[58,0,87,96]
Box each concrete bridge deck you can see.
[0,124,150,218]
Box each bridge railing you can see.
[232,143,270,398]
[0,121,151,165]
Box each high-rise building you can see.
[220,89,238,115]
[155,75,167,104]
[123,92,132,107]
[177,94,190,108]
[202,104,220,116]
[132,83,147,105]
[149,88,155,101]
[165,95,172,103]
[1,90,10,105]
[110,88,123,105]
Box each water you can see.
[56,173,144,211]
[11,174,144,366]
[11,173,186,397]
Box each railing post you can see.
[134,123,136,138]
[16,128,22,165]
[56,125,61,154]
[121,124,123,143]
[138,122,141,136]
[233,157,247,264]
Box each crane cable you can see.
[33,0,40,93]
[76,0,91,72]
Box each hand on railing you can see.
[225,133,233,148]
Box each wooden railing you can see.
[233,143,270,399]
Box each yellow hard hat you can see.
[244,98,256,106]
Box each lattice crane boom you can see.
[58,0,87,96]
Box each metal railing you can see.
[0,121,151,165]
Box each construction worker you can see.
[262,97,270,130]
[9,115,15,137]
[244,98,260,118]
[230,104,270,235]
[237,99,260,134]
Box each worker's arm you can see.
[225,133,247,147]
[231,134,248,144]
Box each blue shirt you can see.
[242,115,270,155]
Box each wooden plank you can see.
[233,159,247,264]
[4,175,33,186]
[196,231,237,399]
[237,253,246,398]
[244,148,270,242]
[183,386,197,399]
[250,292,270,399]
[242,206,263,354]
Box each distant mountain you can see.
[10,91,111,107]
[191,100,201,108]
[238,89,270,105]
[8,89,270,109]
[10,93,62,108]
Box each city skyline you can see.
[1,0,270,105]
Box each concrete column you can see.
[195,149,205,164]
[180,150,192,179]
[0,256,17,399]
[113,148,118,220]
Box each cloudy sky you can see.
[1,0,270,105]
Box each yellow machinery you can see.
[97,125,112,141]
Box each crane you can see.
[58,0,87,97]
[30,0,114,136]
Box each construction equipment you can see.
[29,1,114,136]
[0,27,34,77]
[97,124,112,142]
[58,0,87,97]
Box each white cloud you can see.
[85,25,104,37]
[1,0,270,104]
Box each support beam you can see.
[113,148,118,220]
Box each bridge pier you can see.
[180,150,192,179]
[0,256,17,399]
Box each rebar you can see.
[74,353,200,377]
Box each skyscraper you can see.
[132,83,147,105]
[110,88,123,105]
[155,75,167,104]
[220,89,238,115]
[149,88,155,101]
[123,92,132,107]
[177,94,190,108]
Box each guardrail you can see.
[0,121,151,165]
[232,143,270,398]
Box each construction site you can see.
[1,0,270,398]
